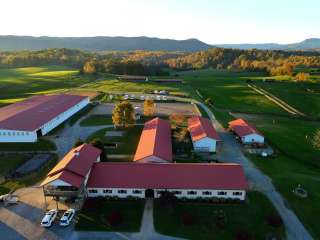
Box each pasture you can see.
[0,66,93,106]
[179,69,320,238]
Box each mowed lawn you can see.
[80,74,192,96]
[154,191,285,240]
[236,114,320,238]
[180,69,287,116]
[75,199,144,232]
[86,125,143,157]
[0,66,93,106]
[255,79,320,118]
[179,69,320,238]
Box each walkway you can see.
[197,101,313,240]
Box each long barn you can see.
[0,94,89,142]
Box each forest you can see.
[1,48,320,76]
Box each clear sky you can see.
[0,0,319,44]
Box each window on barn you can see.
[233,192,242,196]
[187,191,197,195]
[88,189,98,193]
[133,190,142,194]
[218,191,227,196]
[103,189,112,194]
[202,191,212,195]
[118,190,127,194]
[174,191,182,195]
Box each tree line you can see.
[1,48,320,76]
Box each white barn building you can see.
[229,118,265,144]
[188,116,222,153]
[0,94,89,142]
[86,163,248,201]
[41,144,101,200]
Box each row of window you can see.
[0,131,30,136]
[88,189,142,194]
[88,189,243,196]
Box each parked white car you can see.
[156,95,161,101]
[0,194,19,205]
[140,95,145,100]
[123,95,129,100]
[41,209,58,227]
[59,209,75,226]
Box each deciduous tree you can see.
[112,101,135,128]
[312,129,320,150]
[143,99,155,116]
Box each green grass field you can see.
[177,69,320,238]
[0,66,95,106]
[87,126,143,157]
[255,80,320,119]
[154,191,285,240]
[75,199,144,232]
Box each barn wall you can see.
[0,129,37,142]
[87,187,246,201]
[40,97,90,135]
[242,133,264,144]
[192,137,217,152]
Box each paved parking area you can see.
[92,102,200,116]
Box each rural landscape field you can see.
[0,0,319,240]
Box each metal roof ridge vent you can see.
[74,149,80,156]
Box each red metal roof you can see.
[41,144,101,187]
[86,162,248,190]
[228,118,263,137]
[188,116,221,141]
[133,118,172,162]
[0,94,88,131]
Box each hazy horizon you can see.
[0,0,319,45]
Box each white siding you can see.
[0,129,37,142]
[87,188,145,199]
[46,179,72,187]
[0,97,89,143]
[241,133,264,144]
[87,187,246,201]
[40,97,89,135]
[135,156,170,163]
[192,137,217,152]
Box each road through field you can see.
[196,101,312,240]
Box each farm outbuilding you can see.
[228,118,265,144]
[188,116,221,153]
[133,117,172,163]
[41,144,101,200]
[0,94,89,142]
[86,162,248,200]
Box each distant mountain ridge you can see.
[0,35,319,52]
[0,36,211,52]
[216,38,320,51]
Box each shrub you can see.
[234,230,252,240]
[181,213,196,226]
[107,211,123,226]
[266,214,283,228]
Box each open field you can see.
[177,69,320,238]
[75,199,144,232]
[0,66,95,106]
[255,80,320,119]
[154,191,285,240]
[234,113,320,238]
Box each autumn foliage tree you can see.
[83,60,97,74]
[169,113,186,128]
[112,101,135,128]
[143,99,155,116]
[295,72,310,82]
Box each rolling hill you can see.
[0,35,319,52]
